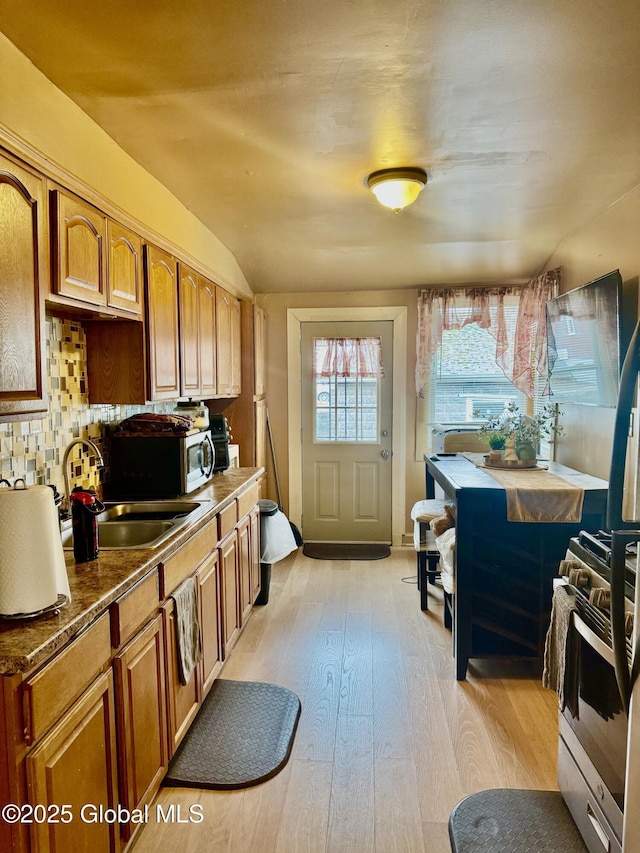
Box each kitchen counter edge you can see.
[0,467,264,676]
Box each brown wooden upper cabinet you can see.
[215,287,233,396]
[215,287,241,397]
[254,305,266,397]
[216,302,265,467]
[0,151,47,420]
[86,259,237,405]
[107,220,143,315]
[178,264,201,398]
[50,189,108,307]
[144,244,181,400]
[177,264,217,399]
[198,277,217,398]
[230,294,242,396]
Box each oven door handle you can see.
[611,532,633,712]
[607,317,640,531]
[586,803,612,851]
[572,611,616,669]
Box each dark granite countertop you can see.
[0,467,263,677]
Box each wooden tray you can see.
[483,455,544,470]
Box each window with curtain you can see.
[313,337,384,442]
[415,271,560,442]
[429,297,531,424]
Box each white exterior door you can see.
[301,321,393,543]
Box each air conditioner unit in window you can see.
[431,424,487,454]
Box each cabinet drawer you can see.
[111,568,160,649]
[162,521,216,597]
[237,482,260,520]
[23,612,111,745]
[217,501,238,540]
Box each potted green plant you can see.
[508,402,564,461]
[478,402,563,463]
[477,426,509,463]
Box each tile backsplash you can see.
[0,315,172,496]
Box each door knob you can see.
[380,450,390,459]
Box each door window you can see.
[312,337,383,443]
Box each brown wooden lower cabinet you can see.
[0,484,262,853]
[238,505,261,622]
[237,514,252,626]
[196,551,223,700]
[25,670,120,853]
[219,530,240,657]
[162,598,201,757]
[113,615,167,843]
[249,505,261,605]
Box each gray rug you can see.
[303,542,391,560]
[449,789,588,851]
[164,679,301,790]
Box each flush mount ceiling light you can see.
[366,167,428,213]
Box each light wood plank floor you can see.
[133,547,559,853]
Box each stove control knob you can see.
[625,611,634,637]
[567,567,589,588]
[589,588,611,609]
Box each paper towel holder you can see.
[0,595,68,620]
[0,479,70,620]
[0,477,27,490]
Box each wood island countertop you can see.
[0,467,263,676]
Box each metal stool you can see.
[448,789,588,852]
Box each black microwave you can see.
[108,430,215,499]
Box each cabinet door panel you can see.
[144,244,180,400]
[178,264,200,397]
[197,552,222,699]
[107,220,142,314]
[215,287,232,396]
[51,189,107,306]
[26,670,120,853]
[237,515,252,625]
[114,615,167,842]
[255,398,268,470]
[198,278,217,397]
[254,305,266,397]
[162,599,200,756]
[230,294,242,396]
[249,505,261,604]
[0,154,47,418]
[219,532,240,656]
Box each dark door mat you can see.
[302,542,391,560]
[449,789,588,852]
[164,679,301,790]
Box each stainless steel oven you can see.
[557,536,636,853]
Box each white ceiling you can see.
[1,0,639,294]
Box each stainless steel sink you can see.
[96,501,205,523]
[60,499,212,550]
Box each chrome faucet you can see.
[62,437,105,510]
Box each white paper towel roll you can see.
[0,484,71,616]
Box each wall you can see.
[0,315,171,496]
[0,32,252,299]
[545,182,640,481]
[258,288,426,534]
